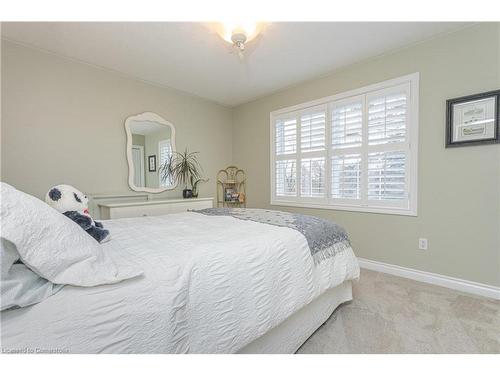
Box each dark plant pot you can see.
[183,189,193,199]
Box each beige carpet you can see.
[297,269,500,354]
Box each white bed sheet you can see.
[1,212,359,353]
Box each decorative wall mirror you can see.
[125,112,177,193]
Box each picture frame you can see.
[446,89,500,148]
[224,187,239,202]
[148,155,157,172]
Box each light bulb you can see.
[220,21,259,44]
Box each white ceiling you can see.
[130,120,169,136]
[2,22,471,106]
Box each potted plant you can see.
[160,148,207,198]
[190,175,208,198]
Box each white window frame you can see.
[270,73,419,216]
[158,139,173,188]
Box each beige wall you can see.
[1,40,232,200]
[232,23,500,287]
[144,128,170,188]
[131,134,145,148]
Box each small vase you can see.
[183,189,193,199]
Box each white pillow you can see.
[1,237,64,311]
[0,182,142,286]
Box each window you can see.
[270,73,419,216]
[158,139,173,187]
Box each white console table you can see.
[98,197,214,219]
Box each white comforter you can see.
[1,212,359,353]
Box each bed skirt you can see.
[238,280,353,354]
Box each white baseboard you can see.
[357,257,500,300]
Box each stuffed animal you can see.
[45,184,111,243]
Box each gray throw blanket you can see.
[193,208,351,265]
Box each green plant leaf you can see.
[159,147,204,189]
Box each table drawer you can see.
[100,198,214,219]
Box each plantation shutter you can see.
[271,74,417,215]
[159,140,172,165]
[300,111,326,152]
[368,91,407,145]
[331,154,362,199]
[366,84,410,206]
[367,151,406,201]
[275,159,297,196]
[274,114,298,198]
[275,118,297,155]
[330,97,364,201]
[299,106,327,198]
[159,139,173,187]
[332,101,363,149]
[301,157,326,197]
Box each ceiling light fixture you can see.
[215,22,263,53]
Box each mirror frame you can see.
[125,111,177,193]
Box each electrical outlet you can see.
[418,238,428,250]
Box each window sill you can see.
[270,199,417,217]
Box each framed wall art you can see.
[446,89,500,147]
[148,155,157,172]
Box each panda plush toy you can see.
[45,184,111,243]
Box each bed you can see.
[1,210,359,354]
